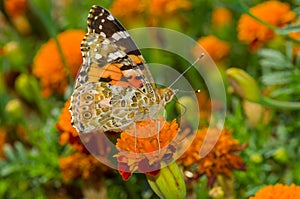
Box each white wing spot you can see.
[119,31,127,38]
[107,14,114,21]
[101,19,105,23]
[102,39,110,45]
[115,50,125,58]
[112,33,122,41]
[95,53,102,59]
[108,52,118,60]
[124,31,130,37]
[100,32,106,38]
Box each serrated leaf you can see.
[14,142,27,162]
[258,49,292,69]
[259,49,285,61]
[260,59,291,70]
[270,87,295,97]
[262,71,292,85]
[275,24,300,35]
[4,145,16,162]
[0,164,19,177]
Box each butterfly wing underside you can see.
[70,5,158,133]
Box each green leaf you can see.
[262,71,292,85]
[4,145,16,162]
[15,142,27,162]
[258,49,293,69]
[275,24,300,35]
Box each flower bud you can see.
[146,162,186,198]
[15,74,41,103]
[273,147,289,164]
[250,153,263,164]
[5,98,24,120]
[209,186,224,199]
[226,68,261,102]
[3,42,25,69]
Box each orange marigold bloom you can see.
[250,184,300,199]
[177,127,246,186]
[33,30,85,97]
[3,0,27,17]
[110,0,146,20]
[149,0,192,17]
[56,100,87,153]
[212,7,233,28]
[237,1,296,51]
[115,119,178,180]
[59,153,111,182]
[195,35,230,62]
[0,129,7,158]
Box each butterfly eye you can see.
[82,111,92,119]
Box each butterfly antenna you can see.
[168,53,205,89]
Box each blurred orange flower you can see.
[56,100,112,182]
[33,30,85,97]
[115,119,178,180]
[250,184,300,199]
[195,35,230,62]
[111,0,192,27]
[212,7,233,28]
[177,127,246,186]
[110,0,146,21]
[237,1,295,51]
[149,0,192,17]
[0,129,7,158]
[3,0,27,17]
[56,100,88,153]
[59,153,111,182]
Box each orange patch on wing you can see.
[88,63,123,82]
[123,70,143,88]
[128,54,144,65]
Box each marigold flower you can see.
[115,119,179,180]
[56,100,88,153]
[0,129,7,158]
[59,153,111,182]
[33,30,85,97]
[195,35,230,62]
[149,0,192,16]
[177,127,246,186]
[250,184,300,199]
[237,1,296,51]
[57,101,112,182]
[212,7,233,28]
[3,0,27,17]
[290,28,300,55]
[110,0,146,21]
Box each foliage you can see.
[1,0,300,198]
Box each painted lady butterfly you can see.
[69,5,176,135]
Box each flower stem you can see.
[260,97,300,110]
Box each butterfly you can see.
[69,5,176,137]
